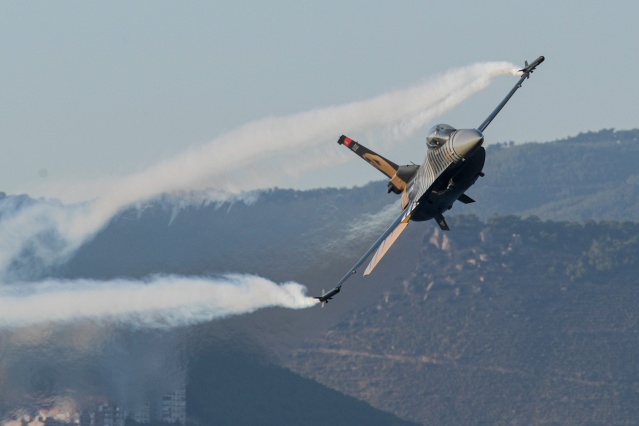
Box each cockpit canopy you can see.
[426,124,456,148]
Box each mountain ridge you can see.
[2,128,639,424]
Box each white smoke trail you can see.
[0,61,518,277]
[319,202,399,253]
[37,61,518,205]
[0,63,517,410]
[0,274,317,329]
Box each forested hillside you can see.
[466,128,639,220]
[58,129,639,282]
[3,129,639,424]
[287,216,639,425]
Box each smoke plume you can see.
[0,274,316,329]
[0,61,519,419]
[0,62,517,278]
[0,61,517,278]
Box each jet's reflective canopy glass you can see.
[426,124,456,148]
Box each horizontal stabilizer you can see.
[338,135,399,180]
[458,193,475,204]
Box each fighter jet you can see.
[315,56,544,304]
[314,286,341,307]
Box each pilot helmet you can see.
[426,124,456,148]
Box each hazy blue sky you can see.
[1,1,637,194]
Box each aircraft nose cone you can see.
[451,129,484,158]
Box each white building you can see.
[94,404,125,426]
[161,388,186,425]
[133,402,151,424]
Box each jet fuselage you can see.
[407,128,485,222]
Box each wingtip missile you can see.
[313,286,341,307]
[519,56,545,77]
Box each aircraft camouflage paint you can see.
[315,56,544,306]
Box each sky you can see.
[1,1,637,195]
[0,2,637,412]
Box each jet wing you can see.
[478,56,544,132]
[335,201,417,288]
[363,221,408,276]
